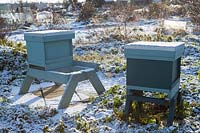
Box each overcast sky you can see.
[0,0,64,3]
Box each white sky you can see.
[0,0,64,3]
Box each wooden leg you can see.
[19,75,34,94]
[124,89,134,114]
[176,91,184,120]
[167,97,176,126]
[58,75,78,109]
[177,91,182,106]
[124,95,133,118]
[87,71,105,95]
[54,83,63,87]
[134,90,143,122]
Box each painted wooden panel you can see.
[27,68,70,84]
[24,30,75,42]
[172,58,181,84]
[26,42,45,67]
[45,40,71,60]
[125,41,184,61]
[125,49,176,61]
[127,58,174,89]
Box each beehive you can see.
[125,41,184,90]
[24,30,75,70]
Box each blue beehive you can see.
[20,30,105,109]
[24,30,75,70]
[125,41,184,91]
[124,41,184,126]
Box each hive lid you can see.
[24,30,75,42]
[125,41,185,61]
[125,41,184,51]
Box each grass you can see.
[94,85,194,126]
[0,39,26,53]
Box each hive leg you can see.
[177,91,183,107]
[133,90,143,122]
[167,97,176,126]
[55,83,62,87]
[19,75,34,94]
[124,90,133,117]
[87,71,105,95]
[58,75,78,109]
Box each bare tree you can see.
[110,4,137,39]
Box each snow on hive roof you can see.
[125,41,184,51]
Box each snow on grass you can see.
[0,19,200,132]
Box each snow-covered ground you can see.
[10,73,125,114]
[0,18,200,132]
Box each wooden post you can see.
[19,74,34,94]
[58,75,79,109]
[87,71,105,95]
[167,97,176,126]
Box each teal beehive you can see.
[20,30,105,109]
[24,30,75,70]
[124,41,184,126]
[125,41,184,90]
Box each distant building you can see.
[36,11,53,24]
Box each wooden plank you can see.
[87,71,105,95]
[127,59,173,89]
[24,30,75,42]
[19,75,34,94]
[127,95,169,105]
[168,81,180,99]
[29,64,45,70]
[58,75,79,109]
[77,73,90,82]
[28,68,70,84]
[124,95,133,117]
[167,96,177,126]
[127,85,170,94]
[125,49,176,61]
[26,42,45,67]
[73,61,99,70]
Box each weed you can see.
[76,117,91,132]
[197,70,200,81]
[54,120,66,133]
[0,39,26,53]
[0,97,9,103]
[78,1,96,22]
[115,66,120,73]
[113,96,123,108]
[147,2,170,19]
[103,115,112,123]
[43,125,50,132]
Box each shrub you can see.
[63,0,70,8]
[78,1,96,22]
[131,0,152,6]
[0,17,7,39]
[109,4,137,39]
[92,0,105,8]
[109,3,137,22]
[170,0,200,25]
[186,0,200,25]
[147,2,170,19]
[52,12,64,24]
